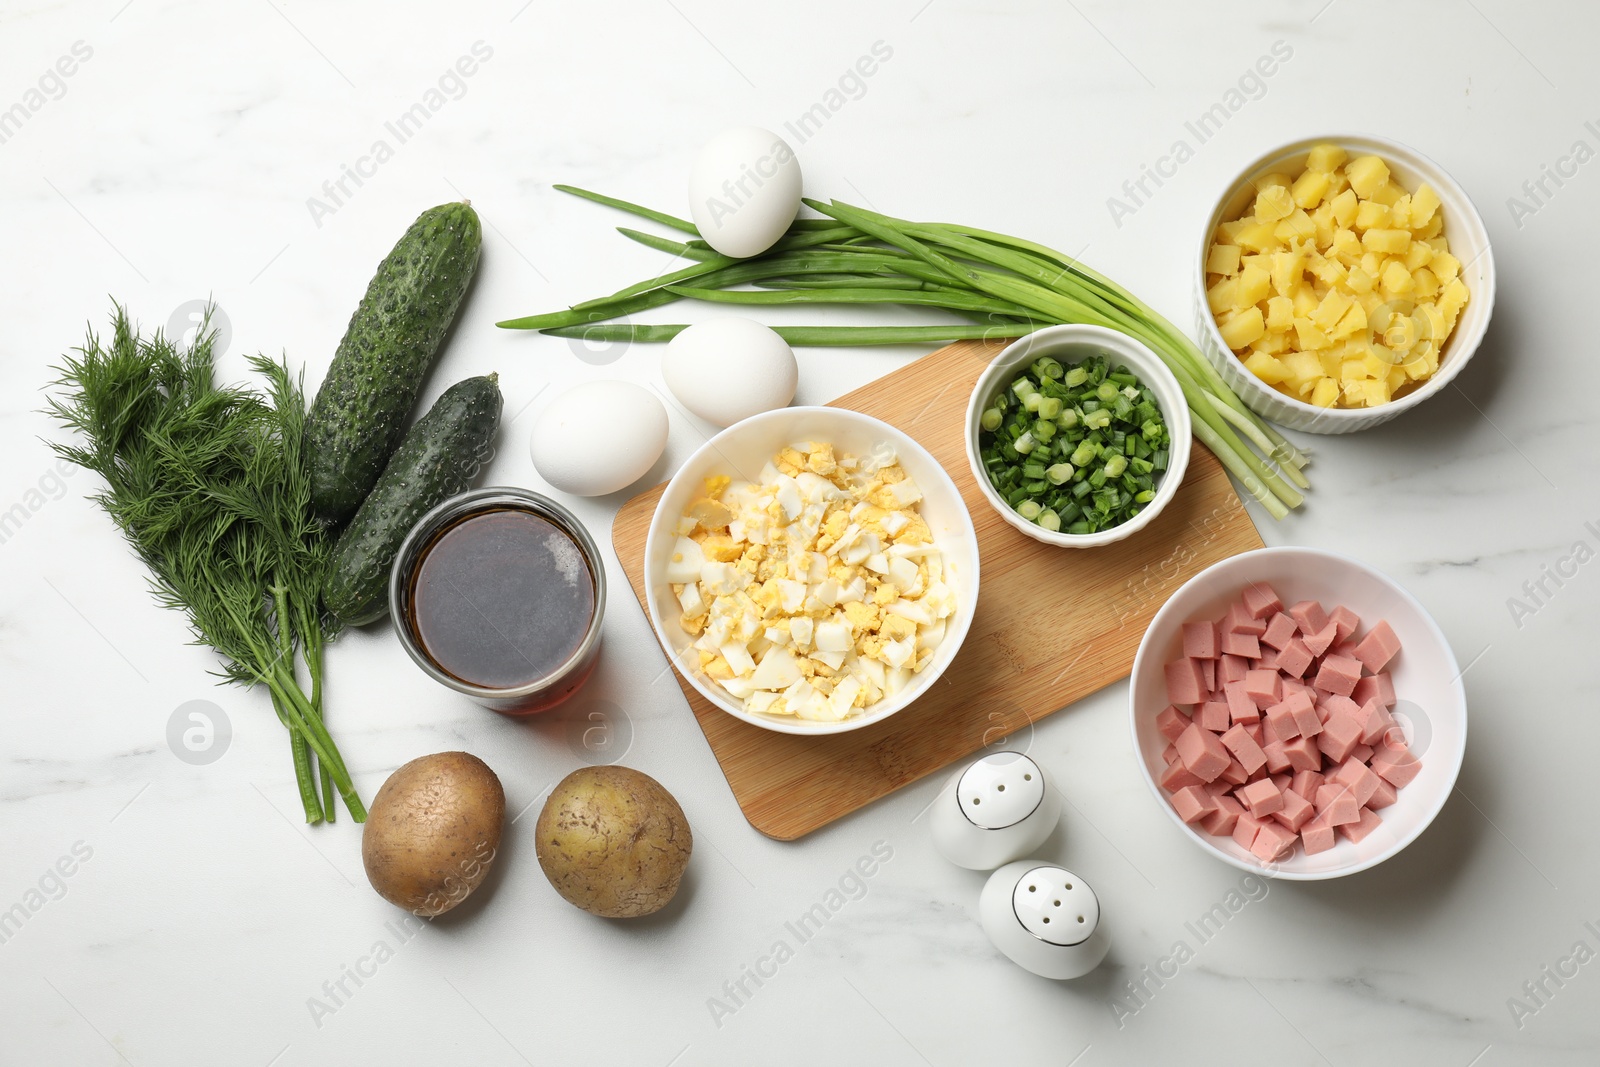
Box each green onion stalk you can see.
[500,187,1310,518]
[47,308,364,823]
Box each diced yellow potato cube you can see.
[1363,228,1412,255]
[1310,289,1353,331]
[1368,180,1405,208]
[1235,220,1280,252]
[1265,295,1295,331]
[1411,266,1440,299]
[1243,350,1290,384]
[1339,358,1368,382]
[1354,201,1391,231]
[1319,347,1346,378]
[1345,265,1374,294]
[1254,185,1295,223]
[1276,209,1317,244]
[1306,144,1348,172]
[1361,378,1392,407]
[1389,194,1412,229]
[1330,228,1363,263]
[1311,256,1348,289]
[1415,214,1444,240]
[1207,277,1238,315]
[1310,377,1340,407]
[1292,317,1332,350]
[1403,241,1434,271]
[1218,306,1266,349]
[1380,258,1415,296]
[1386,365,1407,394]
[1251,329,1291,355]
[1437,278,1470,322]
[1292,286,1320,317]
[1401,348,1433,380]
[1216,219,1249,244]
[1410,183,1441,228]
[1346,155,1390,199]
[1330,301,1367,341]
[1431,251,1460,283]
[1292,169,1331,209]
[1255,172,1294,190]
[1270,250,1303,296]
[1416,303,1446,341]
[1283,350,1323,383]
[1330,189,1359,229]
[1360,251,1383,277]
[1206,243,1241,275]
[1237,263,1271,306]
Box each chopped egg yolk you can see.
[665,442,956,721]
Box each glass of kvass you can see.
[390,488,606,715]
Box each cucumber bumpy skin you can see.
[307,201,482,524]
[323,374,502,626]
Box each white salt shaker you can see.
[930,751,1061,870]
[979,861,1110,979]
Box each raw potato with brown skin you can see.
[362,752,505,917]
[535,766,692,918]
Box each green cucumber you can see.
[307,201,482,524]
[324,374,502,626]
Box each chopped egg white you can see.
[668,444,956,721]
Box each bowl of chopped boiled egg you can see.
[643,407,979,734]
[1195,134,1495,433]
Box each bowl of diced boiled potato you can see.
[1195,135,1495,433]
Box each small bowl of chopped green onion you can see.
[965,324,1191,548]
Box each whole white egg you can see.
[529,380,668,497]
[662,318,798,427]
[688,126,803,258]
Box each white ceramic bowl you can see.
[965,324,1191,549]
[1194,134,1496,433]
[1129,546,1467,880]
[643,407,979,735]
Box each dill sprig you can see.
[46,305,365,823]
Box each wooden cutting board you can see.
[612,339,1263,839]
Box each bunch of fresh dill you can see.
[46,306,364,823]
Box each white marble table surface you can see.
[4,1,1598,1064]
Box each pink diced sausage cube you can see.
[1199,657,1217,693]
[1238,777,1284,817]
[1352,672,1396,709]
[1315,785,1361,826]
[1352,620,1401,674]
[1160,760,1204,791]
[1273,788,1316,832]
[1175,722,1230,782]
[1242,581,1283,619]
[1219,757,1250,786]
[1264,698,1301,741]
[1183,620,1220,659]
[1244,721,1263,745]
[1226,601,1268,636]
[1251,821,1298,861]
[1329,605,1361,644]
[1282,736,1322,773]
[1368,776,1398,809]
[1221,723,1269,776]
[1320,693,1361,721]
[1165,657,1206,706]
[1171,785,1216,824]
[1356,699,1394,746]
[1225,681,1260,724]
[1313,654,1364,698]
[1282,690,1321,737]
[1156,704,1191,743]
[1220,653,1250,684]
[1331,758,1382,807]
[1245,669,1281,708]
[1276,637,1314,679]
[1201,794,1244,836]
[1350,743,1374,764]
[1199,700,1231,732]
[1303,620,1338,657]
[1369,739,1422,788]
[1271,772,1293,793]
[1262,740,1292,775]
[1317,713,1364,764]
[1222,630,1261,659]
[1289,600,1328,635]
[1262,613,1298,650]
[1290,769,1325,801]
[1253,647,1281,672]
[1337,807,1384,843]
[1233,812,1263,851]
[1301,815,1337,855]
